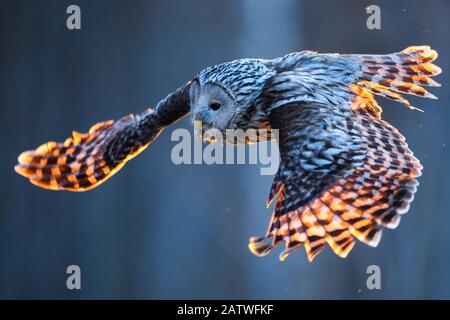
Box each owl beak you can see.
[193,107,210,124]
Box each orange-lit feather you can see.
[352,46,441,116]
[15,110,163,191]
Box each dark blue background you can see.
[0,0,449,299]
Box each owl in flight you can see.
[15,46,441,261]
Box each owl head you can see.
[190,59,274,140]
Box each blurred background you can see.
[0,0,449,299]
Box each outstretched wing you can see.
[249,102,421,261]
[350,45,441,116]
[15,82,191,191]
[250,46,440,261]
[265,46,441,118]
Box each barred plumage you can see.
[15,83,191,191]
[249,102,421,261]
[15,46,440,261]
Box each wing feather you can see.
[249,101,421,261]
[15,83,191,191]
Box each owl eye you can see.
[209,102,222,111]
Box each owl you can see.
[15,46,441,261]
